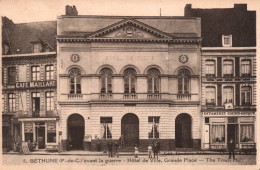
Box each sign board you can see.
[16,80,56,89]
[203,111,255,117]
[47,122,56,133]
[24,123,33,133]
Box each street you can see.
[2,154,256,165]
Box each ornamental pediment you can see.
[87,19,173,40]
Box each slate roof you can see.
[184,4,256,47]
[2,17,57,54]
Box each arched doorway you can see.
[175,113,192,148]
[121,113,139,147]
[67,114,85,150]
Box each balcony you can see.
[177,94,191,100]
[68,94,83,100]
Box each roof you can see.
[2,19,57,54]
[185,4,256,47]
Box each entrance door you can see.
[228,124,238,148]
[175,113,192,148]
[121,113,139,147]
[67,114,85,150]
[37,127,45,149]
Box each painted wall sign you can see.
[203,111,255,117]
[15,80,56,89]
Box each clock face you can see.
[179,55,189,63]
[70,54,80,62]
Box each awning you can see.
[18,117,59,122]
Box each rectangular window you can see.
[205,60,215,76]
[241,87,251,105]
[148,116,160,139]
[223,60,233,77]
[223,87,234,104]
[211,125,225,143]
[100,117,112,139]
[31,66,40,81]
[222,35,232,47]
[8,67,16,84]
[46,91,54,111]
[33,43,42,53]
[240,124,254,143]
[24,122,33,142]
[47,122,56,143]
[8,93,15,112]
[32,92,40,117]
[205,87,216,106]
[241,60,251,77]
[45,65,54,80]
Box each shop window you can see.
[178,68,190,94]
[148,116,160,139]
[223,60,233,77]
[124,68,136,93]
[47,122,56,143]
[223,87,234,104]
[205,60,215,77]
[240,124,254,143]
[241,60,251,77]
[46,91,54,111]
[45,65,54,80]
[69,68,81,94]
[33,43,42,53]
[147,68,160,93]
[211,125,225,143]
[32,92,40,117]
[8,93,15,112]
[31,66,40,81]
[24,122,33,142]
[205,87,216,106]
[100,117,112,139]
[241,87,251,105]
[222,35,232,47]
[100,68,113,93]
[8,67,16,84]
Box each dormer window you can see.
[2,44,10,55]
[222,35,232,47]
[33,43,42,53]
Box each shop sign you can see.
[47,122,56,133]
[203,111,255,117]
[15,80,56,89]
[24,123,33,133]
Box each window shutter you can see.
[217,57,222,77]
[217,84,222,106]
[236,84,240,106]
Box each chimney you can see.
[65,5,78,16]
[234,4,247,11]
[72,6,78,16]
[184,4,192,17]
[65,5,73,15]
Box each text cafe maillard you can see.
[15,80,56,89]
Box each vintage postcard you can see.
[0,0,258,169]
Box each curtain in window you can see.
[240,125,254,142]
[241,60,251,75]
[211,125,225,143]
[69,68,81,94]
[223,87,233,103]
[177,68,191,94]
[147,68,160,93]
[206,61,215,75]
[101,123,112,139]
[124,68,136,93]
[223,60,233,75]
[205,87,215,104]
[100,68,113,93]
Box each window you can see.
[46,91,54,111]
[147,68,160,93]
[241,87,251,105]
[33,43,42,53]
[45,65,54,80]
[211,125,225,143]
[100,117,112,139]
[223,60,233,77]
[24,122,33,142]
[124,68,136,93]
[8,67,16,84]
[222,35,232,47]
[8,93,15,112]
[205,87,216,106]
[241,60,251,77]
[69,68,81,94]
[100,68,113,93]
[178,68,190,94]
[205,60,215,77]
[240,124,254,143]
[148,117,160,138]
[223,87,234,104]
[47,122,56,143]
[32,92,40,117]
[31,66,40,81]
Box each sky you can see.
[0,0,258,23]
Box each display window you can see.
[211,124,225,143]
[240,124,254,143]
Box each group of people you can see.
[148,141,160,160]
[107,141,120,157]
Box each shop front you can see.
[18,118,59,151]
[202,110,256,151]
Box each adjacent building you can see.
[185,4,256,150]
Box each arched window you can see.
[100,68,113,93]
[69,68,81,94]
[178,68,191,94]
[124,68,137,93]
[147,68,160,93]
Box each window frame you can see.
[69,68,82,94]
[32,92,40,117]
[205,60,216,77]
[46,91,54,111]
[240,124,254,143]
[7,67,16,84]
[33,43,42,53]
[31,66,41,81]
[100,68,113,93]
[222,35,232,47]
[177,68,191,94]
[8,93,15,112]
[100,117,112,139]
[147,68,160,93]
[148,116,160,139]
[241,60,251,77]
[241,86,251,106]
[223,86,234,104]
[124,68,137,94]
[205,87,216,106]
[223,60,234,77]
[45,65,54,80]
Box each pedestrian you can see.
[156,141,160,155]
[228,138,235,159]
[152,141,158,160]
[107,142,113,157]
[134,144,139,158]
[114,142,119,157]
[119,135,124,148]
[148,144,153,159]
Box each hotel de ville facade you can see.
[2,4,256,152]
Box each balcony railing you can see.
[177,94,191,100]
[68,94,83,100]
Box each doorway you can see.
[67,114,85,150]
[37,127,45,149]
[175,113,192,148]
[121,113,139,147]
[228,124,238,148]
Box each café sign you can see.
[203,111,255,117]
[16,80,56,89]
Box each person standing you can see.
[228,138,235,159]
[134,144,139,158]
[152,141,158,160]
[114,142,119,157]
[148,144,153,159]
[107,142,113,157]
